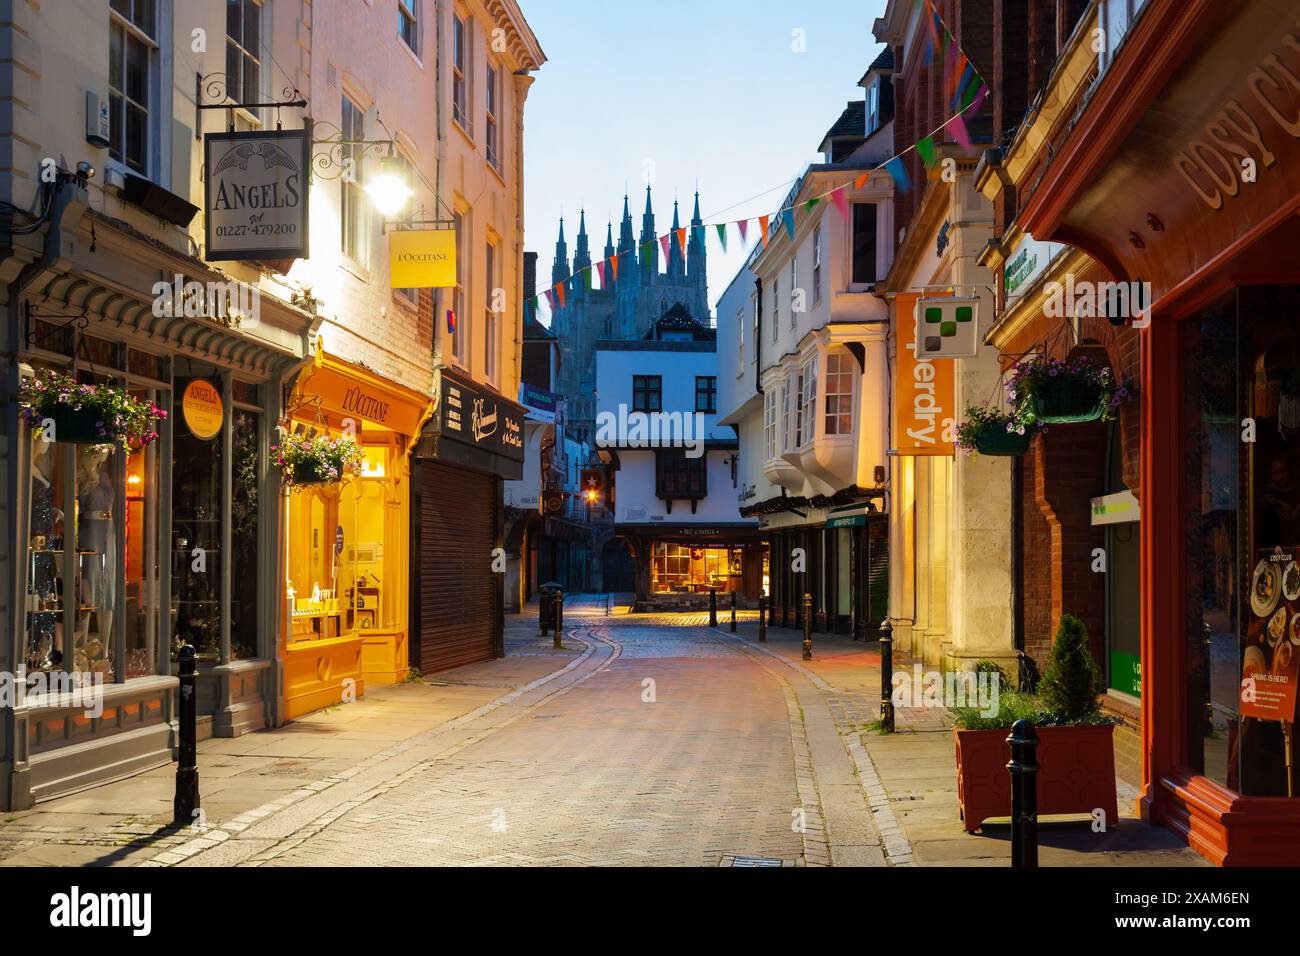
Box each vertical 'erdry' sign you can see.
[204,129,309,262]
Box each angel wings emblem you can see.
[212,142,299,176]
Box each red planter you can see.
[954,724,1118,833]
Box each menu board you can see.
[1241,546,1300,721]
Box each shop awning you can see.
[415,366,527,480]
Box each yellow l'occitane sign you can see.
[893,292,955,457]
[389,229,456,288]
[182,379,224,440]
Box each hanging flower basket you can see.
[1031,378,1106,424]
[274,432,362,489]
[1007,355,1133,426]
[19,368,165,449]
[955,404,1040,457]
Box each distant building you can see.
[546,189,712,442]
[595,312,762,610]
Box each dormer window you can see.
[866,78,880,135]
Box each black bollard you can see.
[758,595,767,642]
[553,588,564,649]
[709,587,717,628]
[802,593,813,661]
[1007,719,1040,868]
[879,619,895,733]
[173,643,200,826]
[730,591,737,632]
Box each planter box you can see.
[1030,379,1105,423]
[954,724,1118,833]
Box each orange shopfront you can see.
[1020,0,1300,864]
[280,352,429,719]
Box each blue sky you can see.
[519,0,887,321]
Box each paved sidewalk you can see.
[711,615,1209,868]
[0,612,582,867]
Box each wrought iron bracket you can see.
[24,301,89,350]
[195,72,308,140]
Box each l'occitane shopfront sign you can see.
[389,229,456,288]
[299,356,427,437]
[893,292,955,456]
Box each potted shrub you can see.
[955,403,1040,457]
[274,432,362,489]
[952,615,1119,833]
[19,368,165,449]
[1008,355,1132,425]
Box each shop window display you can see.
[650,543,742,593]
[287,435,400,640]
[1184,287,1300,797]
[171,378,225,661]
[230,406,261,659]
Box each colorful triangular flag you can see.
[715,222,728,252]
[543,288,555,311]
[884,156,911,192]
[951,62,976,111]
[555,283,566,308]
[610,255,619,281]
[446,309,457,333]
[916,136,937,168]
[596,261,606,288]
[759,215,770,246]
[675,227,688,255]
[781,208,795,241]
[660,234,671,260]
[854,172,869,189]
[947,110,971,149]
[737,219,749,243]
[804,197,821,213]
[831,187,850,222]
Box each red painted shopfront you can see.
[1021,0,1300,864]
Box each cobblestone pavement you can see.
[204,602,840,867]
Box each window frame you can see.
[399,0,420,56]
[812,224,823,307]
[485,61,501,169]
[340,94,369,266]
[655,449,708,500]
[108,0,159,178]
[452,12,471,134]
[851,202,878,290]
[763,387,777,462]
[632,375,662,414]
[695,376,717,414]
[799,357,818,448]
[790,255,798,326]
[484,237,499,384]
[823,350,855,436]
[451,210,468,367]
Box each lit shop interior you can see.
[649,543,745,594]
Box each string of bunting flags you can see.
[531,0,989,321]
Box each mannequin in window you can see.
[28,433,64,670]
[76,445,115,673]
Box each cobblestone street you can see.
[0,598,1206,867]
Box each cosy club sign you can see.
[204,129,309,261]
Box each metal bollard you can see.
[173,643,200,826]
[1007,719,1040,868]
[553,589,564,649]
[709,587,717,628]
[879,619,895,733]
[802,593,813,660]
[758,595,767,642]
[730,591,737,633]
[605,593,610,617]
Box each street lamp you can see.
[366,154,413,217]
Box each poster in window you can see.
[204,129,309,261]
[1241,547,1300,721]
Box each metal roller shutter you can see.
[416,460,500,674]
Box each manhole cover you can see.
[730,855,783,867]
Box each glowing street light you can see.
[366,155,413,217]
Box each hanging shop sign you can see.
[182,379,224,440]
[915,296,980,358]
[389,229,457,288]
[439,369,526,463]
[520,384,559,416]
[893,293,955,456]
[204,129,309,262]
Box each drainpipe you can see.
[432,0,448,377]
[754,275,763,397]
[513,72,534,398]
